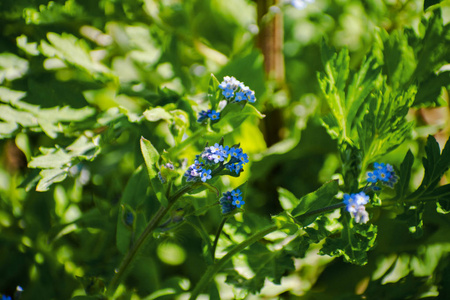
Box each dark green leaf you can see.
[395,150,414,200]
[320,214,377,265]
[116,165,150,254]
[291,180,339,226]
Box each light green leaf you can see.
[143,107,173,122]
[0,53,29,83]
[277,187,298,211]
[207,73,222,111]
[140,137,168,207]
[29,148,72,169]
[36,168,68,192]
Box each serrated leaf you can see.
[291,180,339,226]
[0,53,29,83]
[414,71,450,107]
[408,136,450,200]
[42,32,111,77]
[318,43,381,144]
[29,148,72,169]
[140,137,168,207]
[0,121,19,137]
[36,168,68,191]
[358,83,415,165]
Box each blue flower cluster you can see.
[1,295,12,300]
[197,109,220,123]
[197,76,256,124]
[220,189,245,214]
[184,143,248,182]
[366,162,398,188]
[218,76,256,103]
[343,191,370,224]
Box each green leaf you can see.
[414,71,450,107]
[210,103,264,136]
[272,211,298,235]
[41,32,112,78]
[207,73,222,111]
[0,52,29,83]
[140,137,168,207]
[291,180,339,226]
[318,42,381,144]
[277,187,298,212]
[116,166,150,254]
[394,150,414,200]
[397,205,424,238]
[358,83,415,166]
[320,214,377,265]
[36,168,68,192]
[381,29,416,90]
[408,135,450,200]
[143,107,173,122]
[226,243,295,294]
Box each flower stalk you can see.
[107,183,199,296]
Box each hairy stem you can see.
[107,183,198,296]
[211,217,228,262]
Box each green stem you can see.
[189,201,346,299]
[189,224,278,300]
[211,217,228,262]
[107,183,198,296]
[298,203,345,220]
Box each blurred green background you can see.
[1,0,449,299]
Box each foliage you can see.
[1,0,450,300]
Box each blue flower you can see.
[245,90,256,103]
[231,189,242,198]
[232,196,245,208]
[208,110,220,121]
[2,296,12,300]
[343,192,370,224]
[374,162,386,170]
[238,153,249,164]
[200,169,212,182]
[235,91,246,102]
[229,147,241,159]
[366,170,379,183]
[222,88,234,99]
